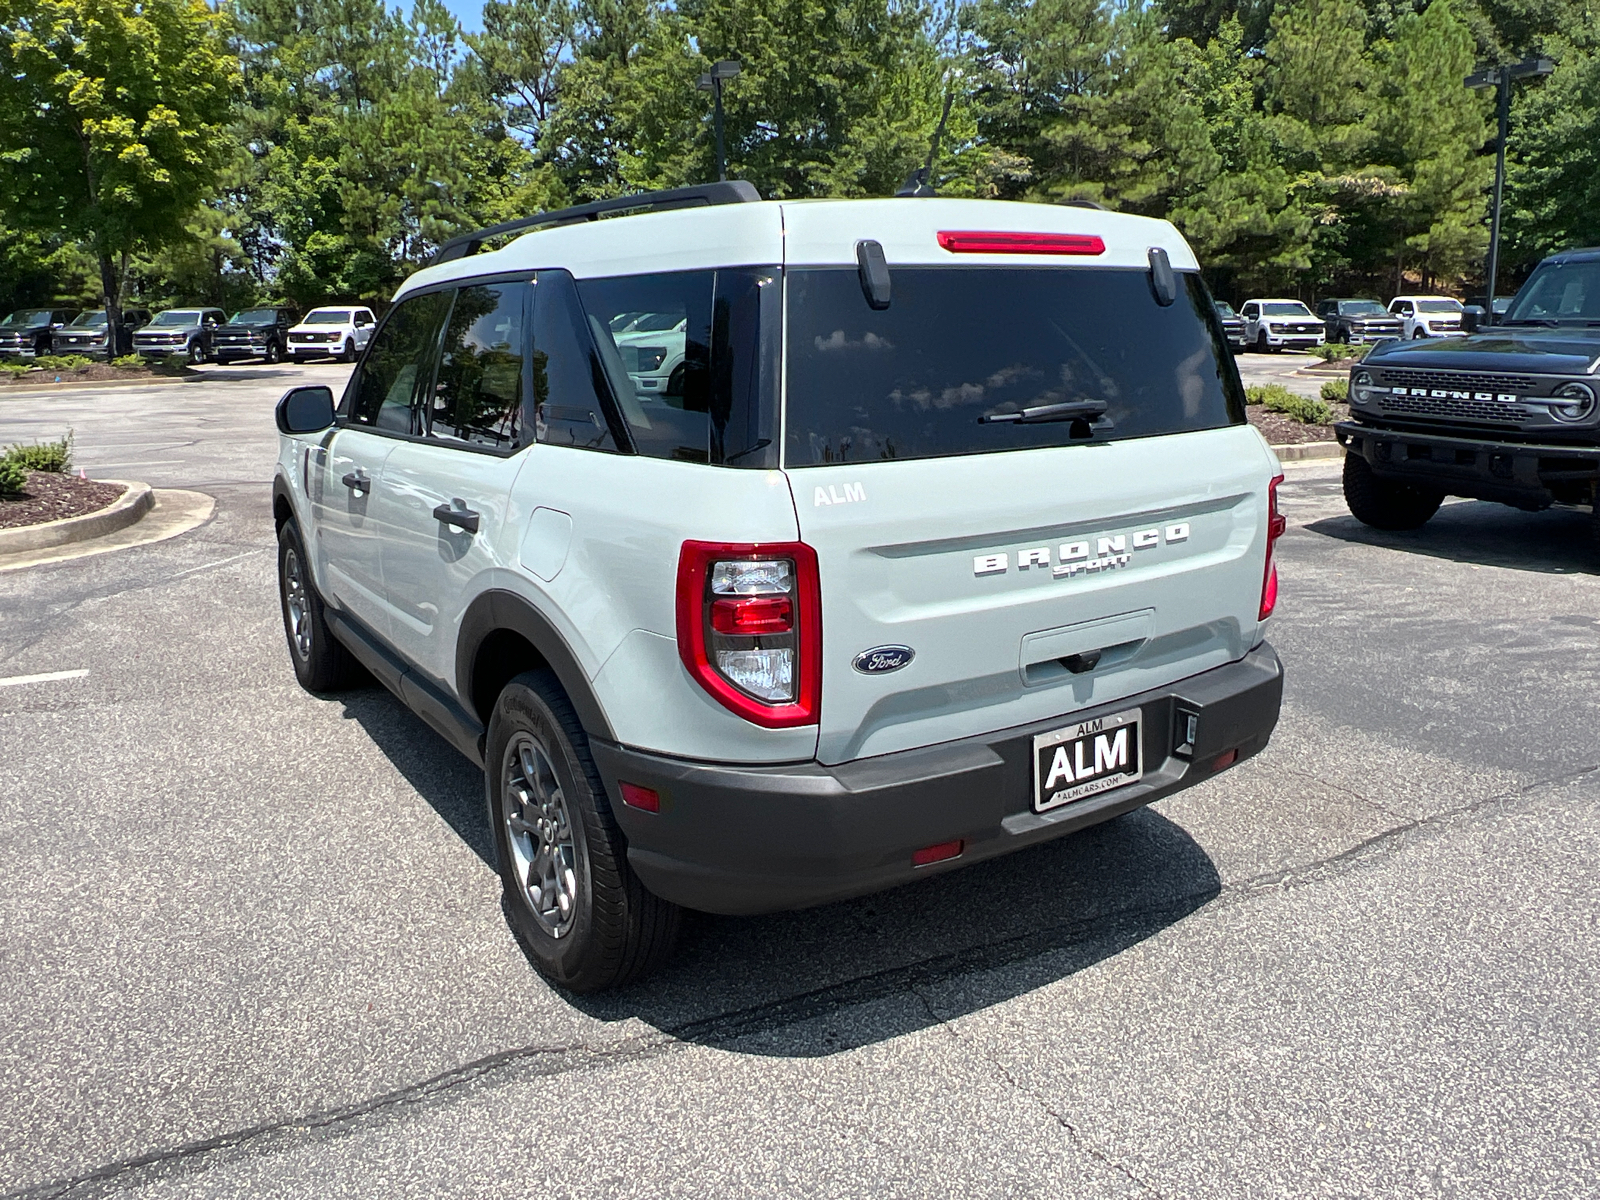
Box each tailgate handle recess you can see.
[1022,610,1155,686]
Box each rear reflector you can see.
[912,839,964,867]
[710,595,794,636]
[937,231,1106,256]
[1212,750,1238,772]
[619,782,660,813]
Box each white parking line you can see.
[0,669,90,688]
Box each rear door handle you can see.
[433,502,480,534]
[341,469,369,491]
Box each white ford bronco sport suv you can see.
[272,183,1287,992]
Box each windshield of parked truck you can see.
[1215,302,1237,317]
[304,310,350,324]
[1341,301,1386,316]
[1503,260,1600,323]
[68,312,109,327]
[149,310,202,326]
[1,310,52,327]
[1416,299,1463,313]
[783,267,1245,465]
[1262,302,1313,316]
[231,308,279,325]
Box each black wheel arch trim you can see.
[457,589,615,742]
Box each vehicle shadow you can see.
[338,683,1222,1057]
[337,687,495,867]
[1307,500,1595,575]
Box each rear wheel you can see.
[277,520,366,692]
[488,671,680,993]
[1343,452,1444,531]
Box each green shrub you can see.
[111,354,145,369]
[155,352,191,375]
[33,354,93,371]
[1245,383,1297,408]
[3,431,73,473]
[1265,390,1334,425]
[0,459,25,496]
[1305,342,1358,361]
[0,361,32,378]
[1320,378,1349,402]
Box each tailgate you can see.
[791,426,1277,765]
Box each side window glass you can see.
[431,281,529,451]
[529,270,620,452]
[575,270,714,462]
[344,291,452,433]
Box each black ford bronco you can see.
[1336,247,1600,555]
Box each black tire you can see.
[277,520,366,692]
[487,670,680,993]
[1412,327,1427,339]
[1256,329,1271,354]
[1343,452,1444,531]
[189,338,207,365]
[264,339,281,364]
[339,338,355,364]
[1592,503,1600,565]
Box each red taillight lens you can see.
[1259,474,1287,620]
[936,231,1106,256]
[676,541,821,729]
[710,595,794,636]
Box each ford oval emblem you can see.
[853,645,915,675]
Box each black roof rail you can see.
[431,180,763,265]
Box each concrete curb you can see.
[1270,441,1342,462]
[0,488,213,572]
[0,481,152,553]
[0,372,202,397]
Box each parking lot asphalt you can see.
[1,370,1596,1198]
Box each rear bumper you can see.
[594,644,1284,915]
[1336,420,1600,509]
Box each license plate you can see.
[1032,707,1143,813]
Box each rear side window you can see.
[575,268,779,467]
[431,281,529,451]
[345,291,451,433]
[530,270,620,452]
[783,268,1245,466]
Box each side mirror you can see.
[276,385,336,434]
[1462,305,1486,334]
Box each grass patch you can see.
[3,431,74,474]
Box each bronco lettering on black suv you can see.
[273,183,1286,991]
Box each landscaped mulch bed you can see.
[1248,403,1349,446]
[0,472,126,528]
[1,362,191,387]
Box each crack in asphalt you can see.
[13,760,1599,1198]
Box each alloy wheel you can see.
[503,733,580,939]
[282,545,313,661]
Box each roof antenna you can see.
[896,89,954,198]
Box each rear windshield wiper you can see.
[979,400,1110,426]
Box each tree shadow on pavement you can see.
[338,682,1222,1057]
[1307,500,1595,575]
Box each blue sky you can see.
[440,0,482,33]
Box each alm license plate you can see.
[1032,707,1143,814]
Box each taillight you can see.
[937,231,1106,256]
[1259,474,1287,620]
[676,541,821,728]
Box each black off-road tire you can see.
[276,520,366,692]
[487,670,680,993]
[1343,451,1444,531]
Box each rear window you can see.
[783,268,1245,466]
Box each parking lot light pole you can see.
[696,59,742,182]
[1465,56,1554,319]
